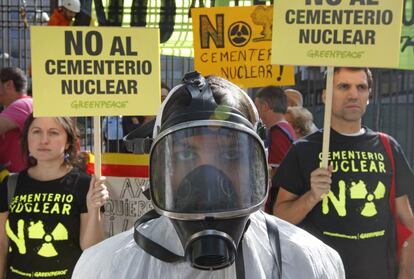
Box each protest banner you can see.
[86,0,276,57]
[192,5,294,88]
[87,153,151,237]
[271,0,403,172]
[31,26,160,176]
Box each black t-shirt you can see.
[0,168,90,278]
[274,127,414,279]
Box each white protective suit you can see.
[72,211,345,279]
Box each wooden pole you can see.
[93,116,102,178]
[320,66,334,199]
[321,66,334,169]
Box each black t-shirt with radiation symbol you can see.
[0,168,90,278]
[274,127,414,279]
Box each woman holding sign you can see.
[0,115,109,278]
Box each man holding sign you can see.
[273,67,414,279]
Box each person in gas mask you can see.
[72,73,345,279]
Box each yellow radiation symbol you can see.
[28,221,68,257]
[350,180,386,217]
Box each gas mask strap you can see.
[263,212,283,279]
[134,210,185,263]
[235,238,245,279]
[234,217,252,279]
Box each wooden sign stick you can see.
[93,116,102,178]
[321,66,334,169]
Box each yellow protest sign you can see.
[192,6,294,88]
[400,0,414,69]
[31,26,160,117]
[272,0,403,68]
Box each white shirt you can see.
[73,211,345,279]
[102,116,123,140]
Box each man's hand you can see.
[309,166,332,202]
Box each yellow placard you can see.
[31,26,160,117]
[400,0,414,70]
[192,6,294,88]
[272,0,403,68]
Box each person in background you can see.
[102,116,125,153]
[72,72,345,279]
[254,86,297,214]
[284,88,304,107]
[284,88,318,133]
[0,67,32,172]
[274,67,414,279]
[122,116,141,137]
[285,106,315,138]
[0,115,109,278]
[161,81,170,102]
[48,0,80,26]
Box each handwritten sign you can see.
[86,153,151,237]
[192,6,294,88]
[103,176,152,237]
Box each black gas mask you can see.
[174,165,238,212]
[134,72,268,270]
[171,165,246,270]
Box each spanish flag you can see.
[86,153,149,178]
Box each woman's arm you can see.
[79,176,109,250]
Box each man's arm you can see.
[274,167,332,224]
[396,195,414,279]
[0,115,17,135]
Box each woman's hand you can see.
[86,175,109,210]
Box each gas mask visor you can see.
[150,120,268,220]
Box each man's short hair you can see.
[323,67,373,89]
[0,67,27,93]
[254,86,287,114]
